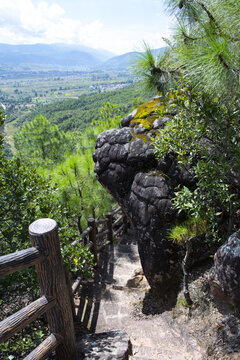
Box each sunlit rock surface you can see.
[209,230,240,308]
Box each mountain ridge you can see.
[101,47,166,70]
[0,43,166,71]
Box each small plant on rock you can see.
[168,218,207,306]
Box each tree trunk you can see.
[182,240,193,306]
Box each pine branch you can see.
[217,54,230,70]
[181,30,200,42]
[179,0,185,9]
[196,1,222,34]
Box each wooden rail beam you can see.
[71,226,92,247]
[65,270,76,319]
[0,296,56,344]
[111,206,121,216]
[88,218,97,265]
[95,218,108,226]
[0,247,44,278]
[29,218,77,360]
[96,229,109,240]
[72,276,81,294]
[106,212,113,244]
[113,223,125,237]
[112,214,124,228]
[24,333,60,360]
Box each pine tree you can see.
[165,0,240,100]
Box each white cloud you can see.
[0,0,103,46]
[91,25,172,54]
[0,0,171,53]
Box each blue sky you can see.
[0,0,174,54]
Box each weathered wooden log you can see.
[29,218,77,360]
[71,226,92,247]
[72,276,81,294]
[95,218,108,226]
[111,206,121,216]
[112,215,124,228]
[65,269,76,319]
[97,241,111,253]
[82,226,92,246]
[0,247,44,278]
[0,296,56,344]
[24,333,60,360]
[106,212,113,244]
[113,223,124,237]
[96,229,109,240]
[88,218,97,265]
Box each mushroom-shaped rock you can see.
[93,101,195,295]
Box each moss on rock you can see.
[134,100,160,119]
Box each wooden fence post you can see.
[29,219,77,360]
[88,218,97,265]
[65,269,76,319]
[106,212,113,244]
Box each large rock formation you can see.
[209,230,240,308]
[93,99,195,295]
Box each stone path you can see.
[74,232,204,360]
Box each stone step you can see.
[129,345,200,360]
[76,329,131,359]
[114,243,138,254]
[74,235,204,360]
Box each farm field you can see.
[1,69,134,117]
[1,68,147,151]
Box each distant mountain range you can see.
[102,48,166,70]
[0,43,166,71]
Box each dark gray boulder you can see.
[209,230,240,308]
[121,109,137,128]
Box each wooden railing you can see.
[0,207,128,359]
[0,218,76,360]
[71,206,128,296]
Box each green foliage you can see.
[0,157,56,254]
[0,152,95,358]
[43,151,114,233]
[168,217,206,245]
[62,243,95,278]
[133,42,178,95]
[0,112,12,158]
[0,323,46,360]
[92,102,121,133]
[11,101,120,241]
[164,0,240,101]
[15,85,145,131]
[77,102,122,154]
[132,1,240,242]
[0,110,97,337]
[0,87,135,358]
[2,140,13,158]
[0,110,4,155]
[153,86,240,240]
[0,152,97,279]
[38,102,120,233]
[14,115,71,166]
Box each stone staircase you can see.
[75,232,204,360]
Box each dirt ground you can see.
[132,261,240,360]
